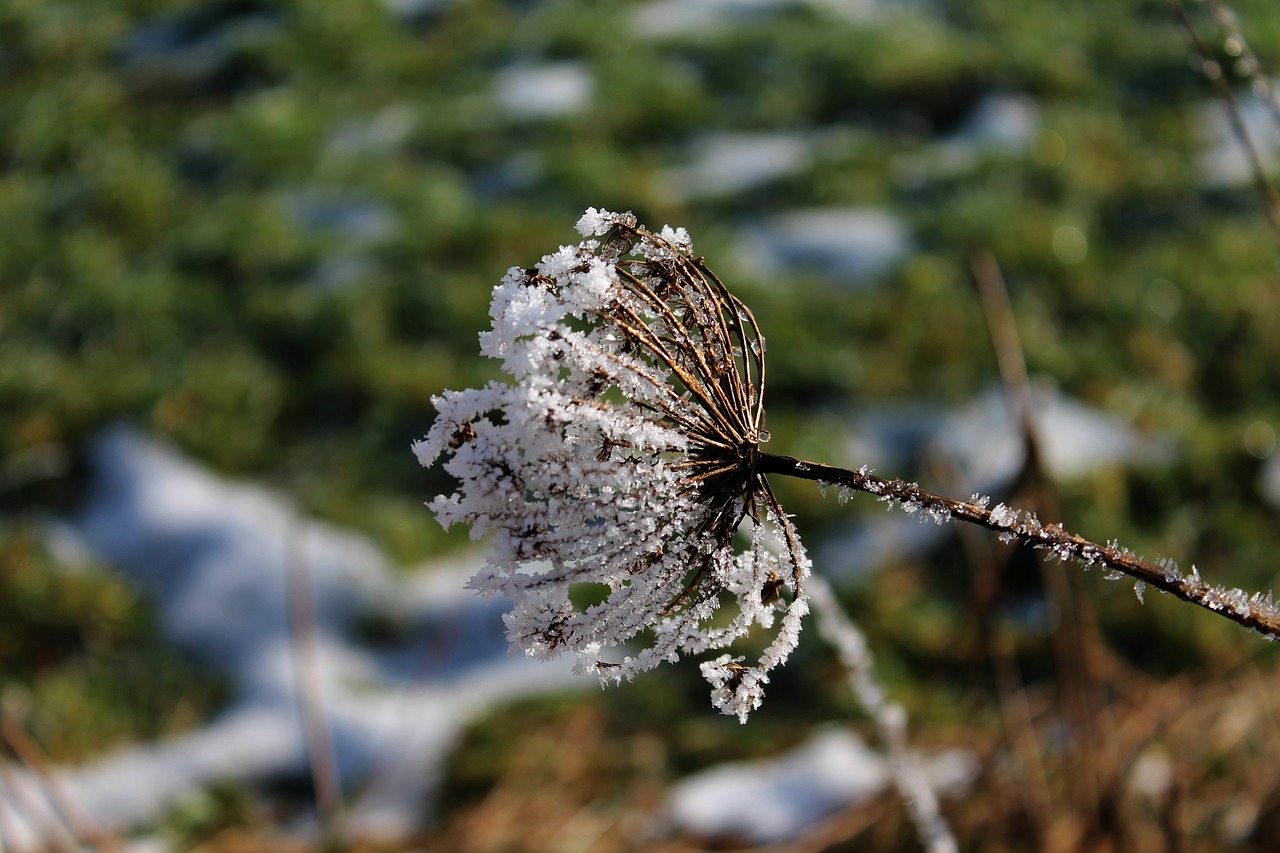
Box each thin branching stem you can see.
[758,452,1280,639]
[808,576,958,853]
[1169,0,1280,243]
[1203,0,1280,128]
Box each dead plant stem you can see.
[757,452,1280,639]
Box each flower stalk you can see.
[758,452,1280,639]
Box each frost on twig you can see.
[414,209,809,721]
[757,454,1280,641]
[808,576,959,853]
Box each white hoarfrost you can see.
[415,209,810,721]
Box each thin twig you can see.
[0,760,77,853]
[971,249,1107,826]
[0,769,18,853]
[284,521,345,841]
[1204,0,1280,129]
[989,631,1054,840]
[924,446,1056,841]
[0,715,119,853]
[1169,0,1280,241]
[757,452,1280,639]
[807,575,958,853]
[971,251,1035,443]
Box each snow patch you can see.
[738,207,913,286]
[495,62,594,119]
[664,132,812,199]
[19,428,579,851]
[665,727,975,844]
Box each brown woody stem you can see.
[757,452,1280,640]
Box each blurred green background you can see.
[5,0,1280,849]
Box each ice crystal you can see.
[415,209,810,720]
[990,502,1019,543]
[1157,556,1182,583]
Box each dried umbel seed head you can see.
[414,208,809,721]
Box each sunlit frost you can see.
[416,209,810,720]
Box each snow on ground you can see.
[930,93,1040,173]
[382,0,459,25]
[325,104,416,159]
[663,132,812,199]
[119,4,282,88]
[494,62,594,119]
[665,726,976,844]
[9,390,1150,847]
[665,95,1038,210]
[1196,88,1280,187]
[1259,446,1280,510]
[737,207,913,285]
[949,94,1040,153]
[932,384,1169,485]
[286,191,398,288]
[632,0,898,38]
[889,93,1042,189]
[7,428,580,851]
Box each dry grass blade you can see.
[1204,0,1280,128]
[0,714,119,853]
[1169,0,1280,243]
[284,522,345,841]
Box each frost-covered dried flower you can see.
[414,209,1280,728]
[414,209,809,721]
